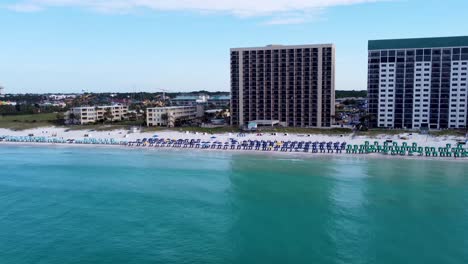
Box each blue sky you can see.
[1,0,467,93]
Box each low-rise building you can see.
[146,106,203,127]
[207,95,230,107]
[171,95,208,106]
[67,104,128,124]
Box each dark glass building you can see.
[230,44,335,128]
[368,36,468,129]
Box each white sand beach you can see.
[0,126,466,148]
[1,127,467,160]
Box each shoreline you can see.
[2,141,467,163]
[1,126,467,161]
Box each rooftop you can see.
[148,106,195,110]
[368,36,468,50]
[209,95,230,100]
[231,43,334,51]
[172,95,199,100]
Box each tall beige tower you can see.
[230,44,335,128]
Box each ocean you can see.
[0,145,467,264]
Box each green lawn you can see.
[0,113,59,130]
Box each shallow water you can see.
[0,145,467,264]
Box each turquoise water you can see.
[0,145,467,264]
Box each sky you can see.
[0,0,467,94]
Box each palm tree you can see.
[103,108,113,123]
[55,112,65,125]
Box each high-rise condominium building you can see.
[368,36,468,129]
[230,44,335,128]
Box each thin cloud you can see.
[5,0,385,24]
[7,3,44,12]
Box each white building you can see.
[67,105,128,124]
[368,36,468,129]
[146,106,203,127]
